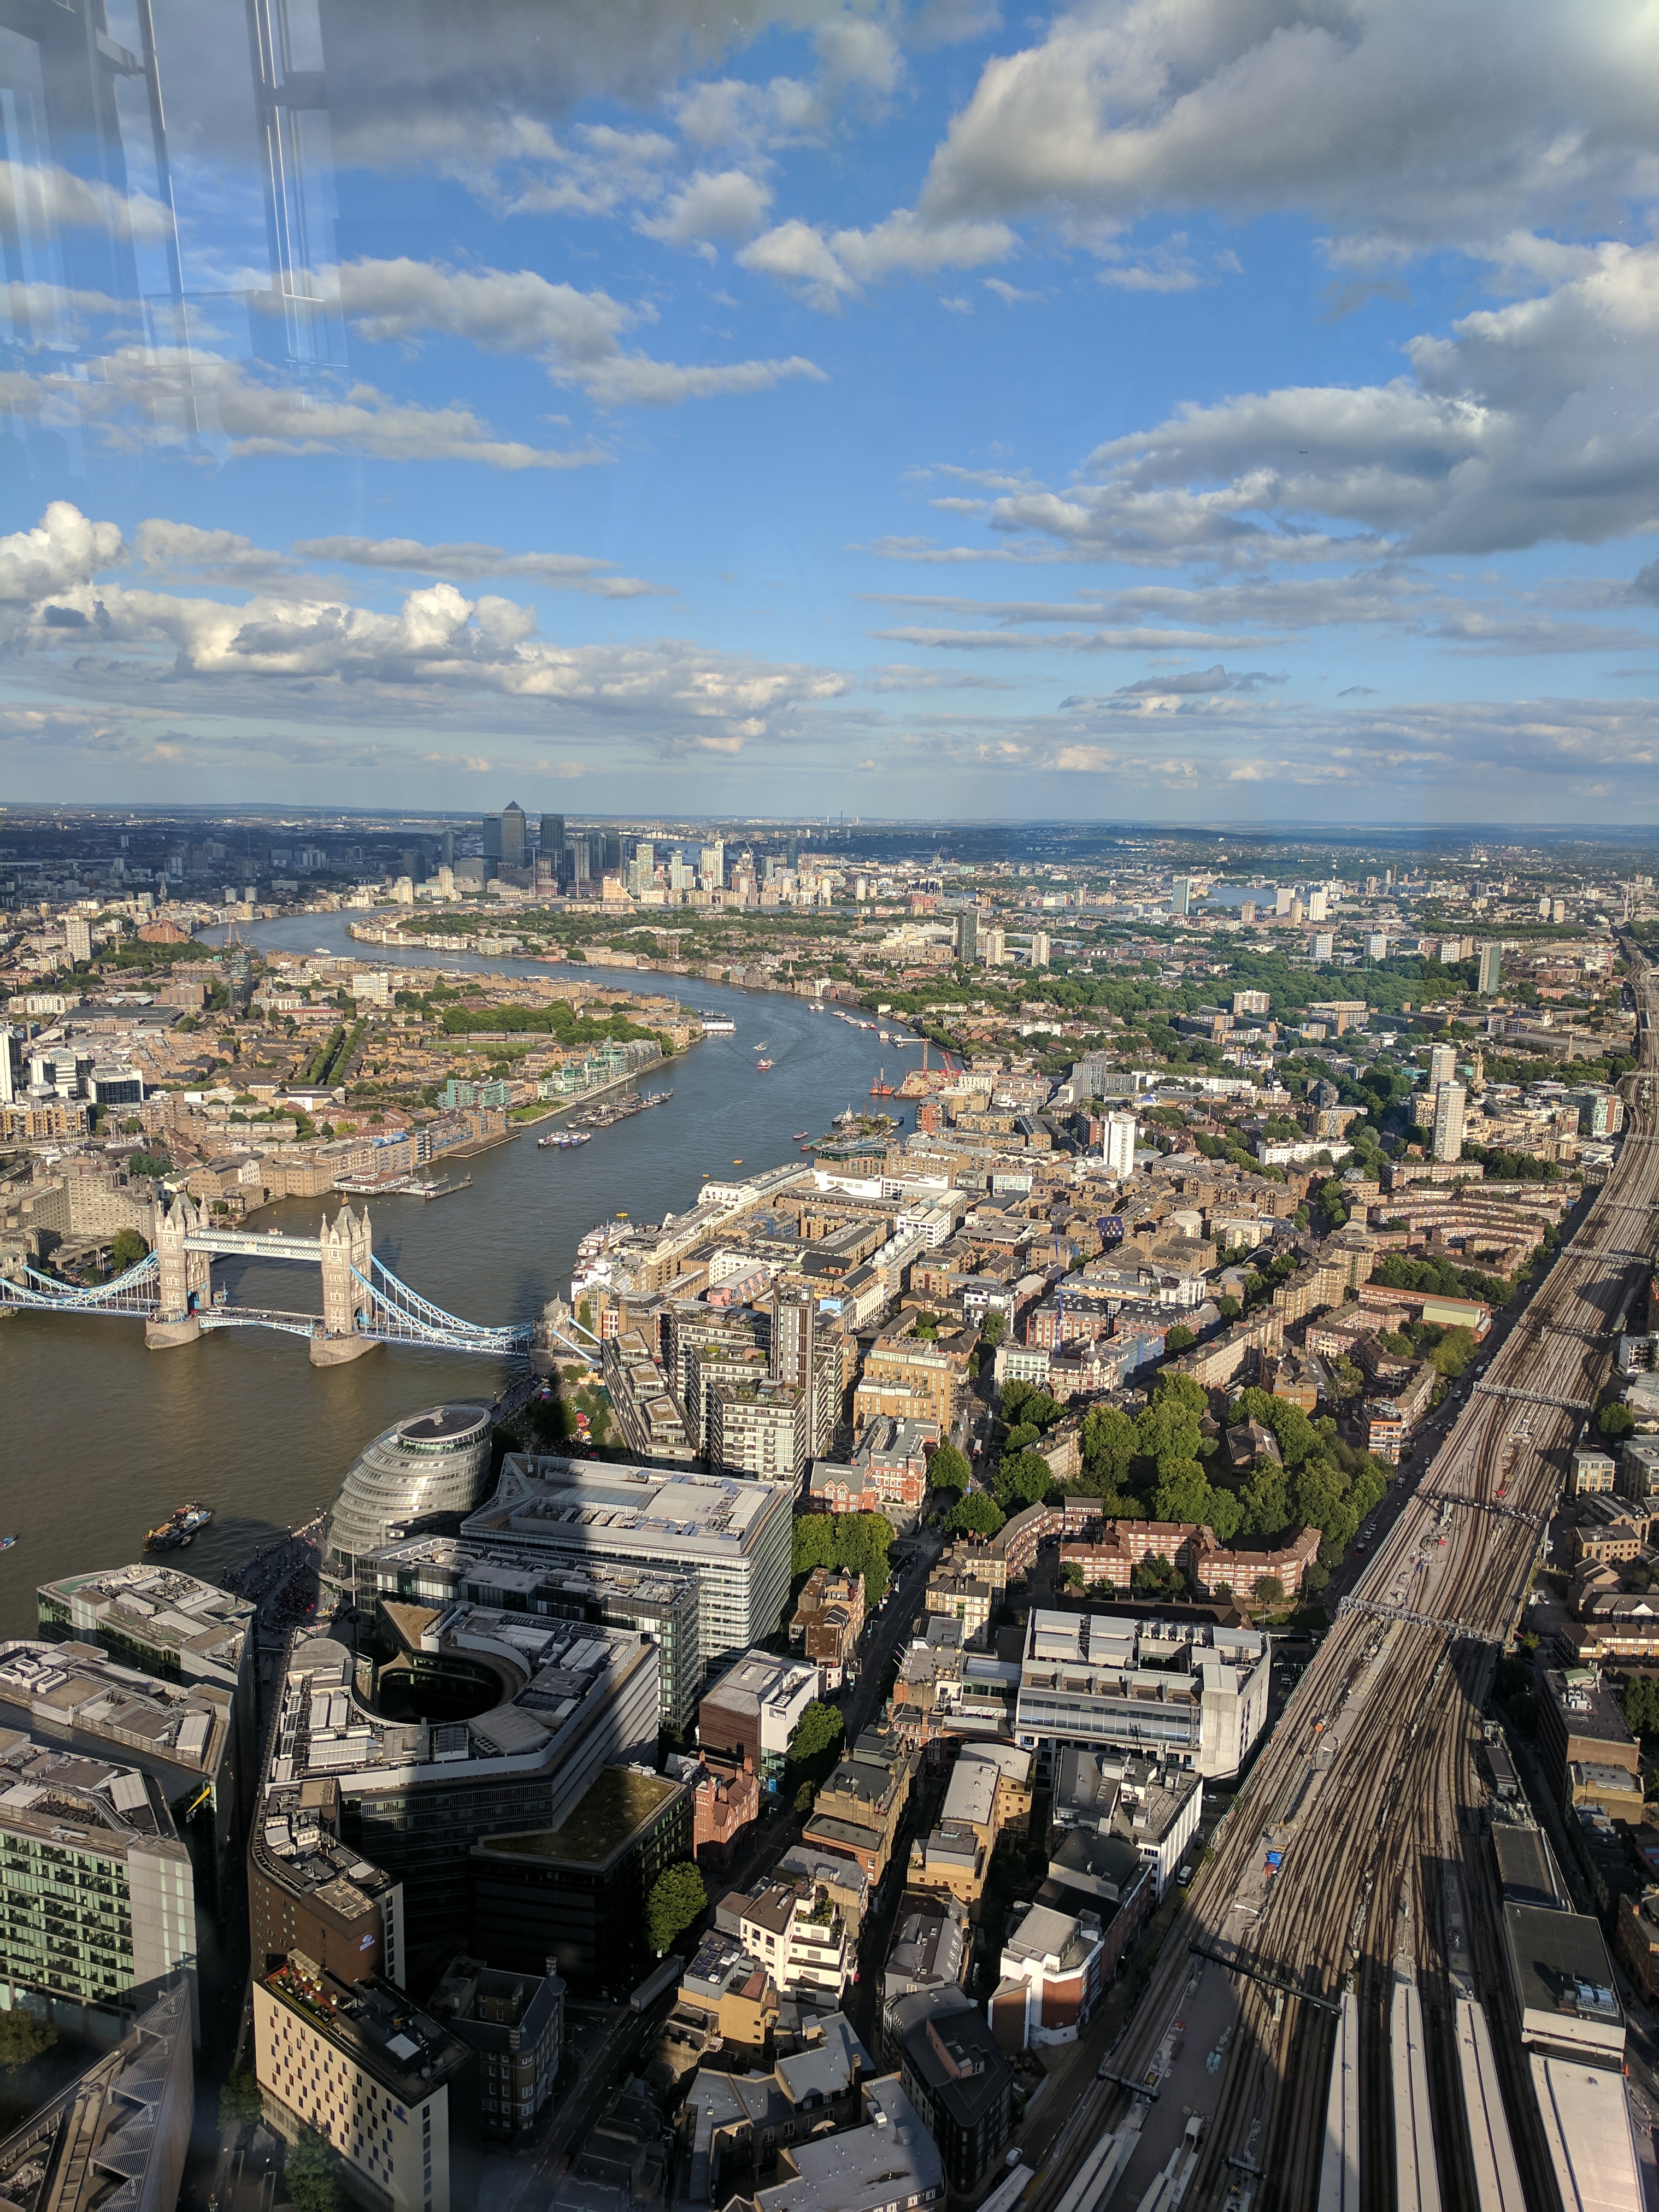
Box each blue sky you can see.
[3,0,1659,822]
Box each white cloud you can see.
[739,208,1016,309]
[132,521,302,586]
[915,0,1659,262]
[0,160,173,245]
[339,256,824,405]
[0,502,122,604]
[637,168,774,252]
[976,239,1659,562]
[984,278,1040,305]
[293,536,661,598]
[2,348,605,469]
[1,505,846,758]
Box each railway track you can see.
[1031,936,1659,2212]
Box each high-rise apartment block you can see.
[64,916,92,964]
[1432,1081,1467,1163]
[1428,1043,1458,1090]
[1232,990,1270,1017]
[1477,941,1503,995]
[954,910,978,964]
[1103,1112,1138,1179]
[1169,878,1192,916]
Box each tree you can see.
[789,1699,845,1773]
[1164,1325,1196,1355]
[109,1227,149,1272]
[948,1492,1005,1539]
[0,2011,54,2073]
[1600,1402,1636,1440]
[219,2069,262,2133]
[1081,1404,1138,1489]
[1254,1575,1286,1609]
[1429,1326,1477,1381]
[1061,1561,1085,1591]
[1624,1677,1659,1740]
[995,1450,1054,1510]
[929,1443,970,1496]
[979,1311,1007,1349]
[1216,1295,1242,1322]
[1133,1554,1185,1598]
[645,1861,708,1955]
[285,2127,346,2212]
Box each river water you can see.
[0,916,917,1635]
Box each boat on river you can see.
[538,1130,592,1149]
[146,1502,214,1552]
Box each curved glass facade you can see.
[327,1405,493,1593]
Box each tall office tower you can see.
[626,841,656,896]
[539,814,565,864]
[483,803,527,870]
[669,851,692,893]
[1428,1042,1457,1090]
[569,834,591,889]
[1275,885,1295,916]
[599,827,623,875]
[0,1029,20,1105]
[64,916,92,964]
[1103,1111,1139,1179]
[699,842,725,886]
[1432,1083,1467,1163]
[1170,877,1192,916]
[955,909,978,964]
[440,827,454,868]
[1476,942,1503,995]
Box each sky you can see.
[3,0,1659,825]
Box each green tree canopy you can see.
[994,1450,1055,1510]
[1601,1402,1636,1440]
[219,2070,262,2133]
[1164,1325,1196,1355]
[792,1510,895,1603]
[928,1443,971,1495]
[0,2011,55,2073]
[108,1227,149,1271]
[1081,1404,1139,1491]
[286,2127,346,2212]
[947,1492,1005,1539]
[645,1862,708,1955]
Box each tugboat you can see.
[146,1503,214,1552]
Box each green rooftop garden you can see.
[483,1766,679,1865]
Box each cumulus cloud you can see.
[132,521,303,586]
[914,0,1659,262]
[0,160,173,245]
[0,504,845,758]
[637,168,774,252]
[339,256,823,404]
[0,502,122,604]
[292,536,661,598]
[739,209,1016,310]
[960,240,1659,564]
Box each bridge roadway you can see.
[1036,937,1659,2212]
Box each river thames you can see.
[0,916,920,1634]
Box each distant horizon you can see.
[8,801,1659,845]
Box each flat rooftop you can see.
[476,1764,681,1868]
[471,1457,789,1557]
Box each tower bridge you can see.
[0,1196,593,1367]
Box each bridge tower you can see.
[312,1204,375,1366]
[147,1197,211,1349]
